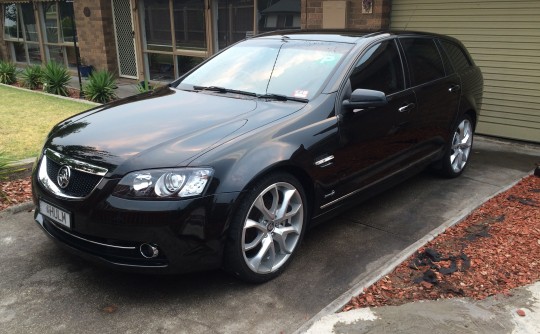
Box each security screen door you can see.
[112,0,139,78]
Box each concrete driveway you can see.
[1,136,538,334]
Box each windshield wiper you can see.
[192,86,308,102]
[193,85,257,97]
[257,93,308,103]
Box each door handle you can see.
[449,84,461,93]
[398,103,415,113]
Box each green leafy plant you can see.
[20,65,43,90]
[136,80,155,93]
[42,61,70,96]
[0,61,17,85]
[83,69,118,103]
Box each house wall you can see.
[73,0,118,74]
[302,0,392,30]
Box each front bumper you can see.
[32,175,240,274]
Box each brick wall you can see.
[303,0,323,29]
[348,0,392,30]
[302,0,392,30]
[74,0,118,74]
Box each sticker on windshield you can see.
[319,55,338,64]
[293,90,308,99]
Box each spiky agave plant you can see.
[83,69,118,103]
[0,60,17,85]
[42,61,70,96]
[20,65,43,90]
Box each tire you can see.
[224,173,307,283]
[440,114,474,178]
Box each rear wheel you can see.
[440,115,474,178]
[225,173,307,283]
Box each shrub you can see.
[136,80,154,94]
[83,69,117,103]
[20,65,43,90]
[42,61,70,96]
[0,61,17,85]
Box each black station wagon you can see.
[32,30,483,282]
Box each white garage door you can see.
[390,0,540,143]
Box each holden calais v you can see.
[32,31,483,282]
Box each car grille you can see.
[38,149,108,199]
[42,218,168,267]
[46,158,103,198]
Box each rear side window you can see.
[350,40,404,95]
[400,38,445,86]
[440,40,472,73]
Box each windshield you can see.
[177,38,353,100]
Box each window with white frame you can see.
[41,2,77,68]
[2,2,76,68]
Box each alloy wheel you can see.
[241,182,303,274]
[450,118,473,173]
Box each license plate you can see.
[40,200,71,229]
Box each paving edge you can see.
[3,201,34,215]
[0,82,101,106]
[293,170,535,334]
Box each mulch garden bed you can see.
[343,173,540,311]
[11,82,81,99]
[0,164,33,211]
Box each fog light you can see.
[140,243,159,258]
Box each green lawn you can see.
[0,85,94,160]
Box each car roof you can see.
[255,29,457,44]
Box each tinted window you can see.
[436,40,455,76]
[440,40,472,73]
[400,38,445,86]
[350,40,404,95]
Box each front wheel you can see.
[440,115,474,178]
[224,173,307,283]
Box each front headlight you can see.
[112,168,213,199]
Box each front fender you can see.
[192,95,339,195]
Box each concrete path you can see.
[304,282,540,333]
[0,136,538,333]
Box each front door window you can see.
[350,41,404,95]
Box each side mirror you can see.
[342,89,388,109]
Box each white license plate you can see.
[40,200,71,229]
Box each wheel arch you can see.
[222,161,316,233]
[464,109,477,130]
